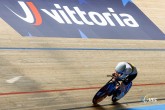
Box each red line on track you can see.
[134,83,165,86]
[0,83,165,96]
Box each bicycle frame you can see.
[92,75,120,104]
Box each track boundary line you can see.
[0,47,165,51]
[0,82,165,96]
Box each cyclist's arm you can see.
[116,67,132,81]
[116,74,127,81]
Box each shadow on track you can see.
[93,102,127,110]
[61,102,127,110]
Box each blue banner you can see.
[0,0,164,40]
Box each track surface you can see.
[0,48,165,110]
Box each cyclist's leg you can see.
[116,73,137,99]
[115,82,126,99]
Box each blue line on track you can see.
[0,47,165,51]
[122,104,165,110]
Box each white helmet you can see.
[115,62,126,74]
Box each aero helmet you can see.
[115,62,126,74]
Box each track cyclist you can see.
[112,62,138,100]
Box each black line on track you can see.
[0,47,165,51]
[60,98,165,110]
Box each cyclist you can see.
[112,62,137,100]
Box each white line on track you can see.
[6,76,23,84]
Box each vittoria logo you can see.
[0,0,164,39]
[6,1,139,27]
[6,1,42,26]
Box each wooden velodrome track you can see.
[0,0,165,110]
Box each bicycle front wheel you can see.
[92,82,116,104]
